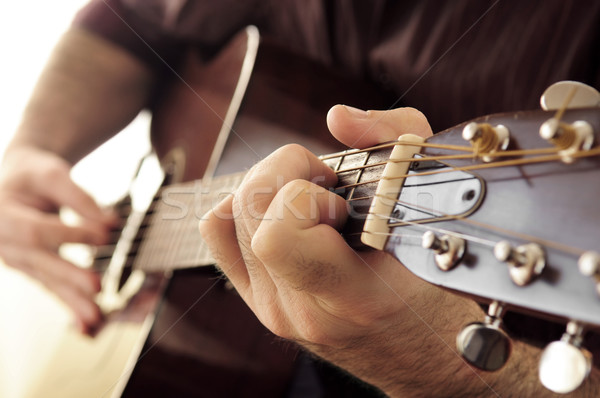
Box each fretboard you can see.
[128,146,393,273]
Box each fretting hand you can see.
[198,106,490,396]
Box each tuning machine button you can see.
[539,321,593,394]
[421,231,465,271]
[578,251,600,297]
[462,122,510,162]
[456,301,512,371]
[494,241,545,286]
[540,81,600,111]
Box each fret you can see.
[132,173,246,272]
[348,151,371,200]
[159,182,198,268]
[128,147,391,273]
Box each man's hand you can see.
[198,106,486,395]
[200,105,600,396]
[0,146,116,333]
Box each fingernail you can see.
[343,105,369,118]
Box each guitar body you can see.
[112,27,388,397]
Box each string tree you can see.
[421,231,466,271]
[462,122,510,162]
[578,251,600,297]
[539,321,593,394]
[456,301,512,371]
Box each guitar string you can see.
[338,144,597,257]
[329,146,561,175]
[333,145,600,191]
[351,215,498,248]
[126,145,599,261]
[319,140,475,161]
[369,192,587,256]
[122,142,599,267]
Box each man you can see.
[1,0,598,396]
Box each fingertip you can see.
[198,194,234,237]
[327,105,433,148]
[391,107,433,138]
[73,303,103,337]
[327,104,385,148]
[78,268,102,295]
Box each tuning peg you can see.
[494,241,545,286]
[539,117,594,163]
[456,301,512,371]
[540,81,600,111]
[578,251,600,297]
[421,231,465,271]
[539,321,593,394]
[462,122,510,162]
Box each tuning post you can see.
[539,321,593,394]
[539,118,594,163]
[578,251,600,297]
[421,231,465,271]
[494,241,545,286]
[462,122,510,162]
[456,301,512,371]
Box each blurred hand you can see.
[0,146,117,334]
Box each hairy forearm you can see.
[9,27,155,163]
[305,288,599,397]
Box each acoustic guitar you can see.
[55,27,600,396]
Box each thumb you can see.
[326,105,433,149]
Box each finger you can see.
[199,195,253,298]
[0,245,102,332]
[234,144,337,237]
[326,105,433,149]
[251,181,413,326]
[29,157,118,226]
[0,205,111,249]
[251,179,356,295]
[0,243,101,295]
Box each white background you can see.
[0,2,151,397]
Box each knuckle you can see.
[250,221,288,263]
[42,161,68,184]
[275,143,305,157]
[21,222,46,247]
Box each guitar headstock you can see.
[381,106,600,322]
[354,82,600,393]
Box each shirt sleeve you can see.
[72,0,265,72]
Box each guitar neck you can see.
[130,145,393,273]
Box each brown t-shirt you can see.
[74,0,599,131]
